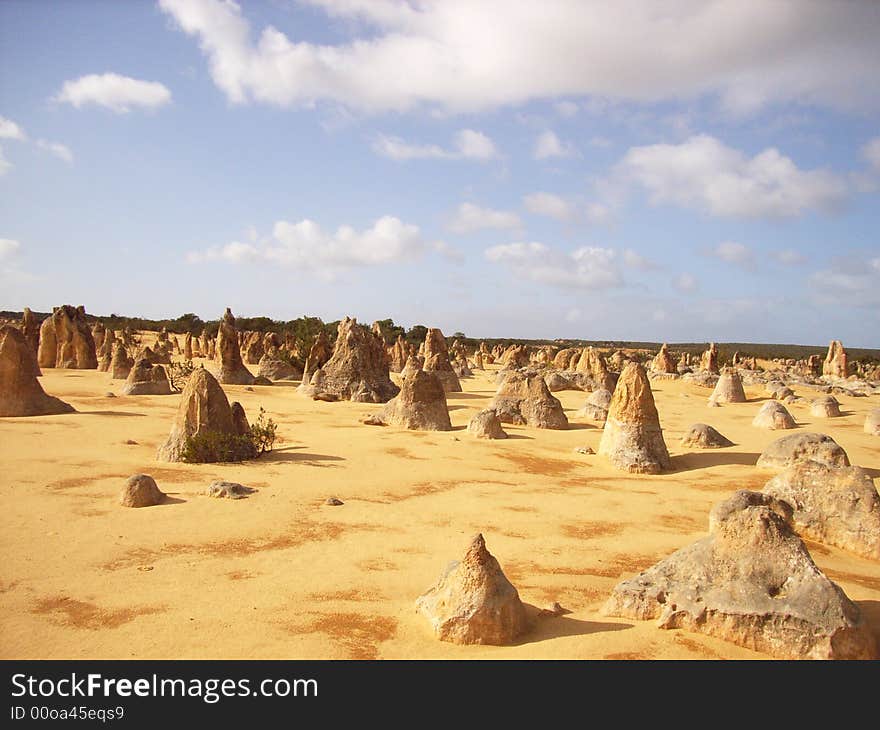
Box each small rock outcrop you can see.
[422,328,462,393]
[756,433,849,470]
[110,343,134,380]
[700,342,719,374]
[415,534,529,645]
[120,358,172,395]
[216,308,255,385]
[120,474,166,508]
[598,362,670,474]
[205,481,257,499]
[318,317,400,403]
[0,326,75,416]
[710,368,747,404]
[488,371,568,429]
[763,462,880,560]
[680,423,734,449]
[602,490,876,659]
[376,368,451,430]
[37,305,97,369]
[822,340,848,379]
[650,344,676,374]
[577,388,611,422]
[467,409,508,439]
[810,396,841,418]
[752,400,796,430]
[866,408,880,436]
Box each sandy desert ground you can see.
[1,351,878,660]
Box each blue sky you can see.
[1,0,879,347]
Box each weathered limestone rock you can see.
[319,317,400,403]
[0,326,75,416]
[184,332,193,360]
[598,362,670,474]
[681,423,735,449]
[109,343,134,380]
[38,305,97,369]
[422,328,462,393]
[575,346,616,391]
[388,335,410,373]
[257,353,302,381]
[865,408,880,436]
[467,409,508,439]
[120,358,172,395]
[488,371,568,429]
[415,534,529,645]
[400,355,423,381]
[756,433,849,470]
[576,388,612,422]
[544,371,574,392]
[300,329,332,386]
[216,309,255,385]
[97,330,117,372]
[710,368,747,404]
[120,474,165,508]
[602,490,876,659]
[650,344,676,374]
[752,400,797,430]
[701,342,719,374]
[205,481,257,499]
[810,396,841,418]
[21,308,40,361]
[763,462,880,560]
[91,322,106,352]
[377,369,451,430]
[823,340,849,379]
[156,367,245,462]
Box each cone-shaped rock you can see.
[488,371,568,429]
[415,534,529,645]
[37,315,57,369]
[21,308,40,360]
[700,342,719,374]
[866,408,880,436]
[756,433,849,470]
[120,474,165,508]
[318,317,399,403]
[763,462,880,560]
[97,330,116,372]
[216,309,254,385]
[0,326,75,416]
[598,362,670,474]
[110,343,134,380]
[300,329,332,387]
[157,367,240,462]
[681,423,734,449]
[467,409,508,439]
[752,400,796,430]
[651,343,676,373]
[602,490,876,659]
[822,340,848,379]
[810,396,841,418]
[49,305,98,369]
[120,358,172,395]
[377,369,451,430]
[710,368,747,404]
[183,332,193,360]
[389,335,410,373]
[422,328,462,393]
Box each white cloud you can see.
[447,203,521,234]
[585,202,611,225]
[523,192,574,221]
[0,116,26,141]
[187,215,439,275]
[555,101,579,118]
[623,249,658,270]
[54,73,172,113]
[0,238,21,260]
[373,129,497,161]
[534,130,574,160]
[159,0,880,115]
[617,134,847,218]
[485,242,622,289]
[863,137,880,171]
[773,248,807,265]
[673,272,699,292]
[0,146,10,176]
[808,255,880,308]
[36,140,73,164]
[707,241,754,270]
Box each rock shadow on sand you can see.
[78,410,148,417]
[512,605,632,645]
[258,446,345,466]
[671,452,761,472]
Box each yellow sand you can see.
[1,355,878,660]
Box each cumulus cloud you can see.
[158,0,880,114]
[555,101,579,118]
[373,129,497,161]
[0,238,21,260]
[534,130,575,160]
[673,272,699,293]
[706,241,755,270]
[36,140,73,164]
[187,215,444,275]
[773,248,807,265]
[447,203,521,234]
[0,116,26,141]
[485,242,622,289]
[863,137,880,171]
[54,73,172,113]
[808,255,880,308]
[616,134,847,219]
[523,192,574,221]
[623,249,658,270]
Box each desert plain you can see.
[1,336,878,661]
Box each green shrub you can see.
[180,407,277,463]
[167,359,195,392]
[249,407,277,455]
